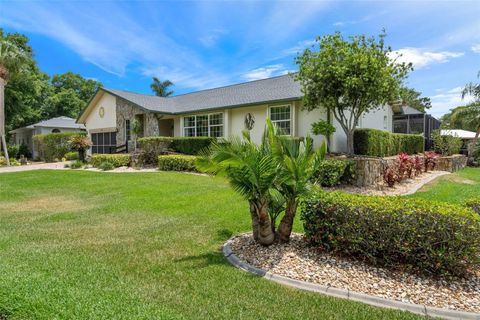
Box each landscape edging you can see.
[223,239,480,320]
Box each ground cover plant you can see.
[0,170,425,320]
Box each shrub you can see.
[0,156,5,166]
[171,137,213,155]
[413,156,423,175]
[398,153,414,180]
[342,160,356,183]
[158,155,199,172]
[7,145,19,159]
[69,135,92,162]
[70,160,83,169]
[301,191,480,275]
[90,154,131,168]
[313,160,348,187]
[353,128,424,157]
[383,164,398,187]
[424,151,439,172]
[18,143,31,159]
[64,151,79,161]
[0,156,20,166]
[98,161,114,171]
[432,130,462,156]
[137,136,173,164]
[465,198,480,214]
[33,132,83,162]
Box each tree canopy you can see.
[1,29,103,134]
[399,87,431,113]
[295,31,411,154]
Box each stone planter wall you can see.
[352,154,467,187]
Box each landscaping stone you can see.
[229,233,480,315]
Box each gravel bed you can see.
[230,233,480,313]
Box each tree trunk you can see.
[346,130,355,155]
[249,201,259,241]
[79,149,86,162]
[276,198,297,243]
[0,77,10,166]
[256,201,275,246]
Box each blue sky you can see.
[1,0,479,117]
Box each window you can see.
[383,115,388,129]
[125,119,131,141]
[270,105,291,135]
[51,128,61,133]
[91,132,116,154]
[183,113,224,137]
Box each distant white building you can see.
[441,129,477,140]
[10,116,86,158]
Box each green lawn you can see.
[3,169,478,320]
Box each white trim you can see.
[181,112,225,138]
[268,103,293,136]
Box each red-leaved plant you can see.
[398,153,414,181]
[413,156,423,176]
[383,165,398,187]
[424,151,439,172]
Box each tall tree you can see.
[451,103,480,156]
[295,31,411,154]
[150,77,174,97]
[462,71,480,102]
[0,34,29,165]
[399,86,432,113]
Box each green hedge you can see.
[33,132,84,162]
[171,137,214,155]
[64,151,79,161]
[90,154,131,168]
[158,155,199,172]
[353,128,424,157]
[301,191,480,275]
[137,136,173,164]
[314,159,350,187]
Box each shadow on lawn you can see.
[174,251,228,269]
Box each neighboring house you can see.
[77,74,393,154]
[392,105,440,150]
[9,116,86,158]
[441,129,478,154]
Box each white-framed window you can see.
[269,105,292,135]
[183,113,224,137]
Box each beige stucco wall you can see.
[84,93,117,132]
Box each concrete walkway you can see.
[0,162,68,173]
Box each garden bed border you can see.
[223,237,480,320]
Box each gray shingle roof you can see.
[104,74,302,114]
[11,116,86,133]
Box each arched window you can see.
[52,129,61,133]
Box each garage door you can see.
[91,132,116,154]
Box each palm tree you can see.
[0,40,27,166]
[458,71,480,157]
[452,103,480,157]
[266,121,326,242]
[150,77,174,97]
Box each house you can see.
[77,74,393,154]
[392,105,440,150]
[9,116,86,158]
[441,129,478,154]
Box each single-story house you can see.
[392,105,440,150]
[10,116,86,158]
[77,74,393,154]
[441,129,478,154]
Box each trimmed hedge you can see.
[137,137,173,164]
[64,151,79,161]
[354,128,424,157]
[158,155,199,172]
[171,137,214,155]
[314,159,347,187]
[90,154,131,168]
[301,191,480,275]
[33,132,84,162]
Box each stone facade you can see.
[353,154,467,187]
[116,98,161,150]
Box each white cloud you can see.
[472,44,480,54]
[198,28,228,48]
[429,86,474,117]
[242,64,289,81]
[282,40,316,56]
[389,48,464,69]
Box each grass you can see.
[410,167,480,204]
[3,169,476,320]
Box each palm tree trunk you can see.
[256,201,275,246]
[0,77,10,166]
[276,198,297,243]
[470,127,480,158]
[249,201,259,241]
